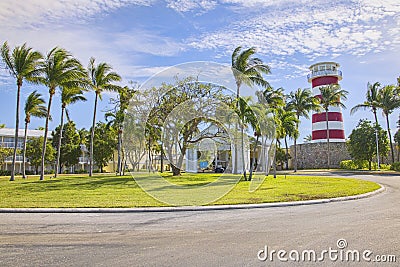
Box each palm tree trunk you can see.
[241,124,247,180]
[233,84,240,174]
[249,135,259,181]
[385,113,395,164]
[294,120,299,172]
[89,93,98,177]
[55,106,65,178]
[40,93,53,181]
[284,136,289,170]
[325,109,330,169]
[117,128,122,175]
[10,83,21,181]
[22,121,28,179]
[273,138,278,178]
[373,110,380,169]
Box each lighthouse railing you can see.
[307,70,342,80]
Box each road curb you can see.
[0,184,385,213]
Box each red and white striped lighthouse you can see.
[308,62,345,142]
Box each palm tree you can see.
[231,46,270,174]
[377,85,400,164]
[54,87,86,177]
[22,91,48,178]
[38,47,86,180]
[235,97,255,180]
[318,84,348,169]
[105,85,136,176]
[1,42,42,181]
[87,57,121,176]
[287,88,320,172]
[351,82,382,168]
[280,105,299,170]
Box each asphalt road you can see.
[0,174,399,266]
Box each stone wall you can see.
[290,142,351,169]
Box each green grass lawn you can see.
[0,173,381,208]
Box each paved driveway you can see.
[0,174,399,266]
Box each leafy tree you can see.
[22,91,47,178]
[1,42,42,181]
[377,84,400,164]
[318,84,348,169]
[38,47,87,180]
[87,57,121,176]
[394,130,400,162]
[148,77,231,176]
[90,122,117,173]
[26,137,55,175]
[347,120,389,170]
[287,88,320,172]
[54,86,86,177]
[106,85,136,175]
[0,147,13,170]
[52,121,81,173]
[231,46,270,174]
[351,82,382,168]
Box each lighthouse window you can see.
[332,66,336,71]
[314,66,318,72]
[326,65,332,70]
[319,65,325,71]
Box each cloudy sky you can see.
[0,0,400,143]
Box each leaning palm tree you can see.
[38,47,87,180]
[87,57,121,176]
[231,46,270,175]
[351,82,382,168]
[377,85,400,164]
[22,91,48,178]
[1,42,42,181]
[54,87,86,177]
[287,88,320,172]
[319,84,348,169]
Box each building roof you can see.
[0,128,45,138]
[309,62,340,70]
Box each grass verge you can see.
[0,173,381,208]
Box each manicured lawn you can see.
[0,173,381,208]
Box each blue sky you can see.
[0,0,400,144]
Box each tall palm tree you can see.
[235,96,255,180]
[1,42,42,181]
[377,85,400,164]
[105,85,136,176]
[351,82,382,168]
[287,88,320,172]
[319,84,348,169]
[257,87,286,177]
[231,46,270,174]
[87,57,121,176]
[22,91,48,178]
[38,47,86,180]
[280,105,299,170]
[54,87,86,177]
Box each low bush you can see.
[390,162,400,171]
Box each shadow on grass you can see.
[17,176,138,192]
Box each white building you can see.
[0,128,44,173]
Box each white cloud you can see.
[187,0,400,80]
[166,0,217,12]
[0,0,154,27]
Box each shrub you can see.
[0,170,11,176]
[390,162,400,171]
